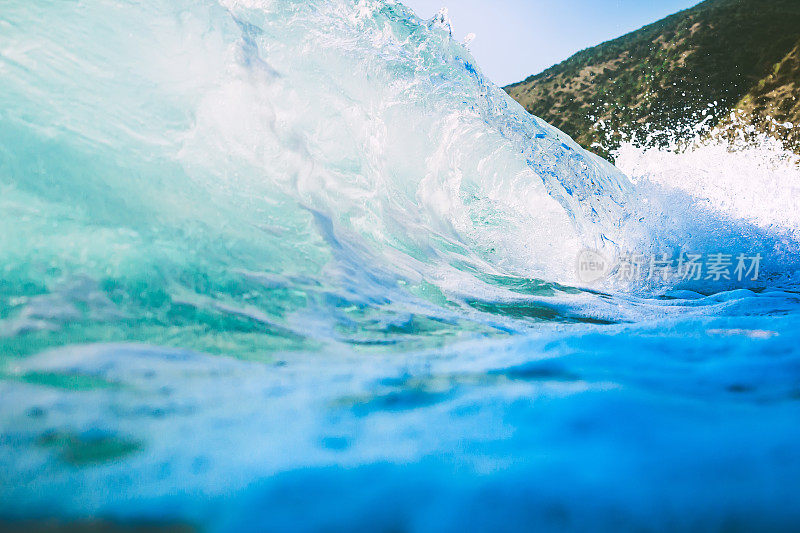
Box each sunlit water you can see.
[1,1,799,531]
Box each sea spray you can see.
[1,1,799,531]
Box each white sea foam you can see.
[2,2,800,530]
[615,126,800,236]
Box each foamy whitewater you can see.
[1,1,799,531]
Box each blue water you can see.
[1,1,799,531]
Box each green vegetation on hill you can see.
[734,37,800,151]
[504,0,800,158]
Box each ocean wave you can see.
[1,1,799,530]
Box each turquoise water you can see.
[1,1,799,531]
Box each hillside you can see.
[504,0,800,158]
[734,38,800,151]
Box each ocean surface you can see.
[1,1,799,531]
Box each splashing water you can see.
[1,1,799,531]
[615,119,800,236]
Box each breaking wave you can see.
[1,1,800,531]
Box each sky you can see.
[402,0,703,86]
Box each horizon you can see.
[403,0,703,86]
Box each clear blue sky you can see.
[403,0,703,86]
